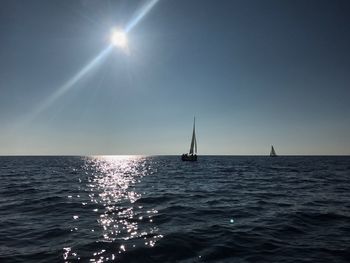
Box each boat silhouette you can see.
[182,117,197,161]
[270,145,277,157]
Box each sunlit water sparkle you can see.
[1,156,350,262]
[64,156,161,262]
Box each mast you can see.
[194,128,197,154]
[189,117,196,154]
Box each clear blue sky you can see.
[1,0,349,155]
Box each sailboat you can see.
[270,145,277,157]
[181,117,197,161]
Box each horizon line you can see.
[0,154,349,157]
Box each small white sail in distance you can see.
[270,145,277,156]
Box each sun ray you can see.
[27,45,113,121]
[125,0,160,33]
[26,0,161,122]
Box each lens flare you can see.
[26,0,161,122]
[26,45,113,121]
[125,0,159,32]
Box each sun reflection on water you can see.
[64,156,162,262]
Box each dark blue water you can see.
[1,156,350,262]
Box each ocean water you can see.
[0,156,350,263]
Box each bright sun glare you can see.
[111,30,128,49]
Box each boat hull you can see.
[181,154,197,161]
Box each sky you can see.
[0,0,350,155]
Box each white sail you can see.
[270,145,276,156]
[189,117,196,154]
[182,117,198,161]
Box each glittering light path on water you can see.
[64,156,162,262]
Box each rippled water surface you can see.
[1,156,350,262]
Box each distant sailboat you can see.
[182,117,197,161]
[270,145,277,157]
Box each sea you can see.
[0,156,349,262]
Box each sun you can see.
[110,29,128,49]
